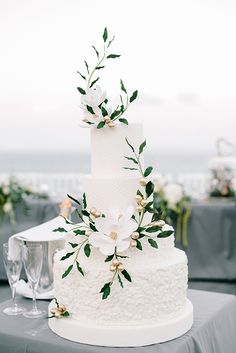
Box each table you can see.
[176,199,236,281]
[0,290,235,353]
[0,199,59,280]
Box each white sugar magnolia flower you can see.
[81,85,106,113]
[3,202,13,214]
[163,183,183,207]
[79,105,112,128]
[89,207,137,256]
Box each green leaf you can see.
[60,252,74,261]
[148,238,158,248]
[62,311,70,317]
[101,106,108,117]
[77,71,86,80]
[158,230,174,238]
[137,226,146,232]
[105,255,114,262]
[84,243,91,257]
[97,121,106,129]
[100,282,111,300]
[84,60,89,74]
[120,79,127,94]
[125,137,135,153]
[146,226,161,233]
[67,194,81,205]
[123,167,138,171]
[146,181,154,197]
[92,45,99,58]
[130,90,138,103]
[96,66,105,70]
[144,166,153,177]
[77,87,86,95]
[107,35,115,48]
[82,192,87,209]
[116,255,129,259]
[121,269,132,282]
[110,109,120,120]
[125,156,138,164]
[136,239,143,251]
[90,77,99,88]
[62,264,73,279]
[103,27,108,42]
[118,274,124,288]
[69,242,79,248]
[61,216,73,225]
[86,105,95,114]
[76,261,84,276]
[139,140,146,155]
[53,227,67,233]
[119,118,128,125]
[73,229,86,236]
[107,54,121,59]
[89,223,97,232]
[82,210,90,217]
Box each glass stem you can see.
[12,283,17,308]
[32,283,37,312]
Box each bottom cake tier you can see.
[50,234,193,345]
[48,299,193,346]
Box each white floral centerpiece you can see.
[153,178,191,247]
[208,138,236,198]
[0,177,48,227]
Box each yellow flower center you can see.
[110,231,118,240]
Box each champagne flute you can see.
[22,243,46,318]
[2,243,25,315]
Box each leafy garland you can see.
[55,140,173,300]
[77,28,138,128]
[0,177,48,227]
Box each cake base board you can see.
[48,299,193,347]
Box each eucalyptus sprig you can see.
[77,27,138,128]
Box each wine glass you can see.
[2,243,25,315]
[22,243,46,318]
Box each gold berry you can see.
[139,178,147,186]
[90,207,97,215]
[58,304,66,313]
[108,122,115,128]
[54,310,62,318]
[131,231,139,240]
[135,195,143,203]
[104,116,111,123]
[95,211,101,218]
[117,263,124,271]
[136,205,143,213]
[113,259,120,266]
[110,264,117,272]
[130,239,137,247]
[140,199,148,207]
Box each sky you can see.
[0,0,236,155]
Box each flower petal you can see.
[94,218,113,235]
[118,219,137,239]
[116,240,130,253]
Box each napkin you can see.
[16,279,54,299]
[8,216,69,260]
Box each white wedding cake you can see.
[49,123,193,346]
[48,28,193,346]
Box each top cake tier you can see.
[91,123,144,177]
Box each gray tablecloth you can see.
[0,199,59,280]
[177,199,236,281]
[0,289,235,353]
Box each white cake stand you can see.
[48,299,193,347]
